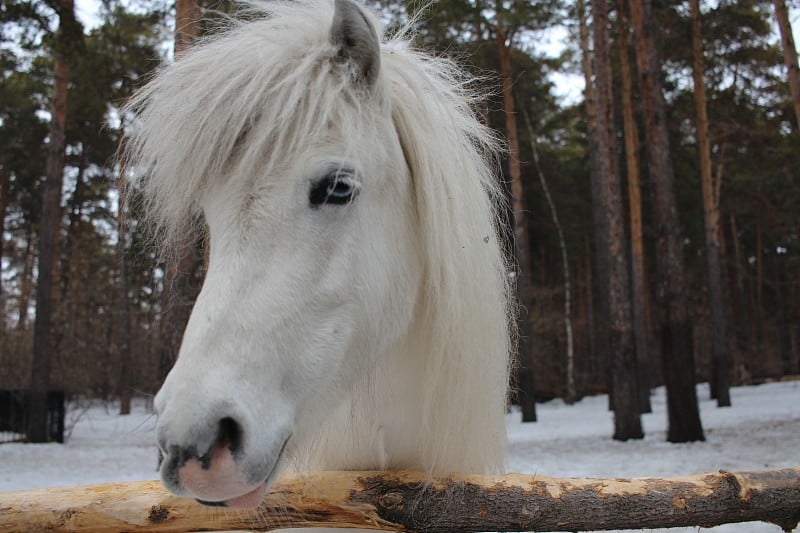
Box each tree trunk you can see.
[157,0,207,384]
[714,144,737,380]
[628,0,704,442]
[117,140,133,416]
[473,0,484,44]
[753,212,764,371]
[756,215,763,325]
[496,8,536,422]
[615,0,652,413]
[158,242,204,379]
[584,233,596,375]
[773,0,800,135]
[794,319,800,375]
[590,0,643,441]
[117,248,133,415]
[690,0,731,407]
[776,267,792,375]
[60,156,86,301]
[16,226,35,333]
[175,0,202,55]
[578,0,610,405]
[0,167,8,342]
[2,469,799,532]
[728,212,750,377]
[521,107,575,404]
[28,0,77,443]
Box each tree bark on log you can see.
[1,469,798,533]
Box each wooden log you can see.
[0,468,799,532]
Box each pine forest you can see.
[1,0,799,444]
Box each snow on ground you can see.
[1,381,798,532]
[1,398,159,490]
[507,380,800,532]
[507,380,800,477]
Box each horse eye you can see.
[309,170,359,207]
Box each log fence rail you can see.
[0,468,798,532]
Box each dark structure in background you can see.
[0,390,65,444]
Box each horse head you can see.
[125,0,510,510]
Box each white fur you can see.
[124,0,512,495]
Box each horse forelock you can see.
[122,0,387,252]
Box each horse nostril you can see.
[216,417,243,454]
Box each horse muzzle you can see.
[155,394,291,509]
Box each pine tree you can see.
[28,0,83,442]
[772,0,800,135]
[628,0,704,442]
[690,0,730,407]
[589,0,642,440]
[494,1,538,422]
[615,0,652,414]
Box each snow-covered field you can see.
[1,381,798,532]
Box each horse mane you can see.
[123,0,513,475]
[380,45,513,473]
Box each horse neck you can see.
[293,309,507,476]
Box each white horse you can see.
[124,0,512,511]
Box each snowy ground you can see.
[1,381,798,532]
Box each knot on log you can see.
[148,505,169,524]
[376,492,404,511]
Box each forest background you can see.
[0,0,798,443]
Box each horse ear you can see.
[330,0,380,86]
